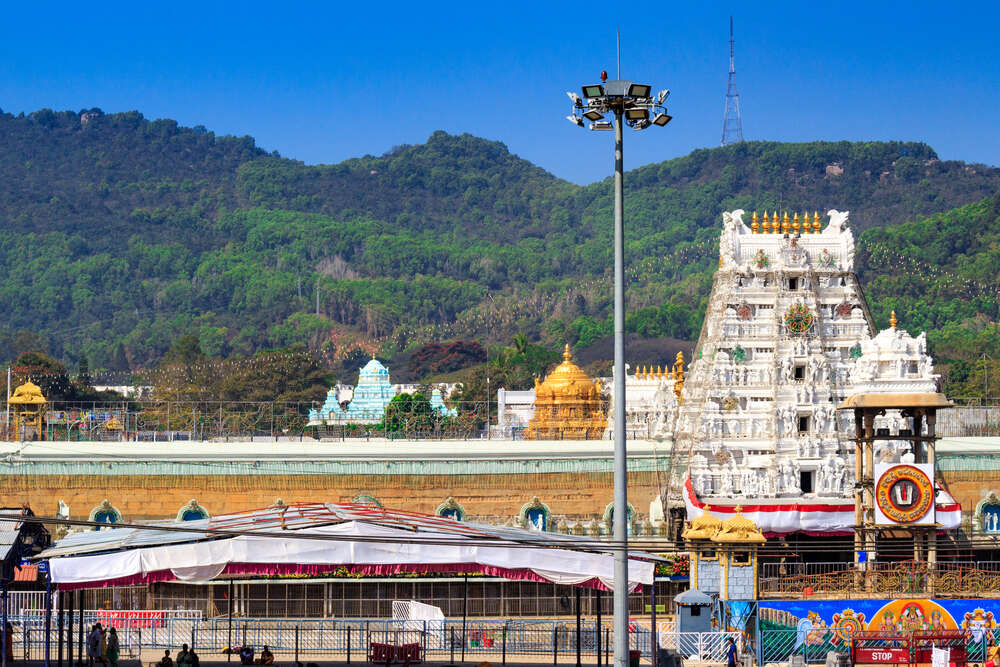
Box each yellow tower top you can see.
[890,310,898,329]
[9,380,47,405]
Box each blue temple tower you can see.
[309,356,397,425]
[430,389,457,417]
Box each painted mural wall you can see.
[760,599,996,645]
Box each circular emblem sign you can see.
[876,465,933,523]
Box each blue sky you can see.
[0,1,996,185]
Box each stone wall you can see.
[0,470,660,524]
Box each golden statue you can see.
[526,345,606,440]
[9,380,47,441]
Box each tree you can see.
[13,352,74,401]
[382,392,435,433]
[76,354,92,387]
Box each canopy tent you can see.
[40,502,656,591]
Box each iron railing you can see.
[760,561,1000,598]
[5,616,671,664]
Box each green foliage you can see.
[381,392,435,432]
[0,110,998,374]
[855,191,1000,399]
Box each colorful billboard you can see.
[760,599,996,646]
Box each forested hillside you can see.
[0,106,998,380]
[857,192,1000,397]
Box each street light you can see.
[566,69,672,667]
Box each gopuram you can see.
[526,345,606,440]
[676,210,961,535]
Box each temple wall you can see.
[0,470,660,523]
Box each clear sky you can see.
[1,1,996,185]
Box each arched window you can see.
[519,497,552,532]
[88,499,122,530]
[603,501,636,536]
[176,499,210,522]
[436,497,466,522]
[352,494,383,507]
[976,492,1000,533]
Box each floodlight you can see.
[567,115,584,127]
[583,109,604,121]
[657,89,670,105]
[589,121,614,131]
[628,83,652,98]
[632,119,651,131]
[624,108,649,121]
[652,113,673,126]
[582,84,605,99]
[567,91,582,105]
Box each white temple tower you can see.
[677,210,876,507]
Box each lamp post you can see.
[567,73,671,667]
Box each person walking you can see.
[106,628,120,667]
[87,624,106,667]
[726,637,739,667]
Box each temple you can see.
[676,210,960,535]
[309,356,397,424]
[526,345,606,440]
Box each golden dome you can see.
[526,344,606,440]
[711,506,766,543]
[681,506,722,540]
[9,381,47,405]
[533,345,602,401]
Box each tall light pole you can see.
[567,74,671,667]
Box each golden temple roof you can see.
[711,506,766,543]
[526,344,605,440]
[681,505,723,540]
[9,381,46,405]
[533,344,602,401]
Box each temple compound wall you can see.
[0,440,664,533]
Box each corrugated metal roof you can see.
[39,502,664,562]
[13,565,37,582]
[0,509,25,561]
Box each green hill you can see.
[0,107,998,377]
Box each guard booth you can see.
[850,630,969,667]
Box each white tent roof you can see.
[42,502,656,591]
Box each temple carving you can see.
[526,345,606,440]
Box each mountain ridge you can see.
[0,106,998,377]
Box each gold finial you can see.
[792,212,800,234]
[782,212,791,234]
[801,212,809,233]
[371,351,376,360]
[704,504,711,512]
[813,211,821,233]
[890,311,897,329]
[563,343,572,362]
[773,211,779,233]
[761,212,769,233]
[751,211,759,233]
[635,365,641,379]
[734,504,743,513]
[657,365,663,379]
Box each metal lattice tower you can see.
[722,16,744,145]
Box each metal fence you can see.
[760,561,1000,598]
[760,628,1000,665]
[7,615,671,663]
[760,628,839,664]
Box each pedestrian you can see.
[106,628,120,667]
[87,624,106,667]
[177,644,191,666]
[159,650,173,667]
[726,637,738,667]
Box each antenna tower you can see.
[721,16,744,145]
